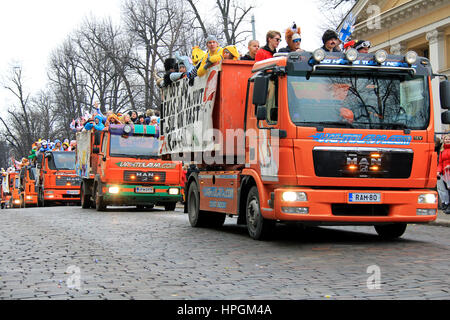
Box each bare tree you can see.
[316,0,357,33]
[186,0,254,46]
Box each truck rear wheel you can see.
[374,223,407,239]
[246,186,275,240]
[80,183,92,209]
[187,182,210,227]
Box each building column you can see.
[426,29,445,133]
[390,42,406,55]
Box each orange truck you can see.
[76,124,184,211]
[19,165,38,207]
[1,171,19,208]
[35,151,81,206]
[161,49,450,240]
[8,172,21,208]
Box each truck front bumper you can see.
[102,184,183,205]
[44,189,80,202]
[265,188,438,225]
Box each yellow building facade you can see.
[338,0,450,132]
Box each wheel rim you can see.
[247,197,259,230]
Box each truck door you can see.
[253,76,281,183]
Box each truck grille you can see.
[124,171,166,183]
[56,176,81,186]
[313,147,413,179]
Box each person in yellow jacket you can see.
[223,45,240,60]
[197,35,223,77]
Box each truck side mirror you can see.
[440,80,450,109]
[93,147,100,154]
[253,76,269,106]
[442,111,450,124]
[256,106,267,121]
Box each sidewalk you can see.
[429,210,450,227]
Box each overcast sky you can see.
[0,0,328,116]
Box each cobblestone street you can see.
[0,206,449,300]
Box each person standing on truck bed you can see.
[255,30,282,62]
[241,40,259,61]
[279,22,304,53]
[321,29,341,52]
[197,35,223,77]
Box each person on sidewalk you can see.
[437,134,450,214]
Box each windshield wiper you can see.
[295,121,354,129]
[355,122,408,129]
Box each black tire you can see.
[187,182,209,227]
[136,205,145,210]
[80,183,92,209]
[38,189,46,207]
[1,203,4,209]
[145,204,155,209]
[164,202,177,211]
[94,184,106,212]
[374,223,407,239]
[20,195,24,208]
[246,186,275,240]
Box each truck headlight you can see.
[282,192,307,202]
[168,188,180,195]
[404,51,418,65]
[312,49,326,62]
[374,49,387,64]
[345,48,358,62]
[418,194,436,204]
[109,186,120,194]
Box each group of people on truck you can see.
[70,103,161,133]
[157,23,372,88]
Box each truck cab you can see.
[8,172,21,208]
[19,165,38,208]
[164,50,450,240]
[77,124,184,211]
[36,151,81,206]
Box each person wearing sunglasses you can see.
[279,23,304,53]
[354,40,371,53]
[255,30,282,62]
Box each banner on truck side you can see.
[76,131,91,178]
[160,65,221,155]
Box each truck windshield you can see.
[287,74,429,130]
[110,135,160,158]
[48,152,76,170]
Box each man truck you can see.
[161,49,450,240]
[76,124,184,211]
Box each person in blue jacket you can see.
[84,115,105,131]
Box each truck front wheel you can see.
[374,223,407,239]
[164,202,177,211]
[94,184,107,212]
[246,186,275,240]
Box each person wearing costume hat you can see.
[223,45,240,60]
[321,29,341,52]
[279,23,304,53]
[197,35,224,77]
[62,142,70,151]
[354,40,371,53]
